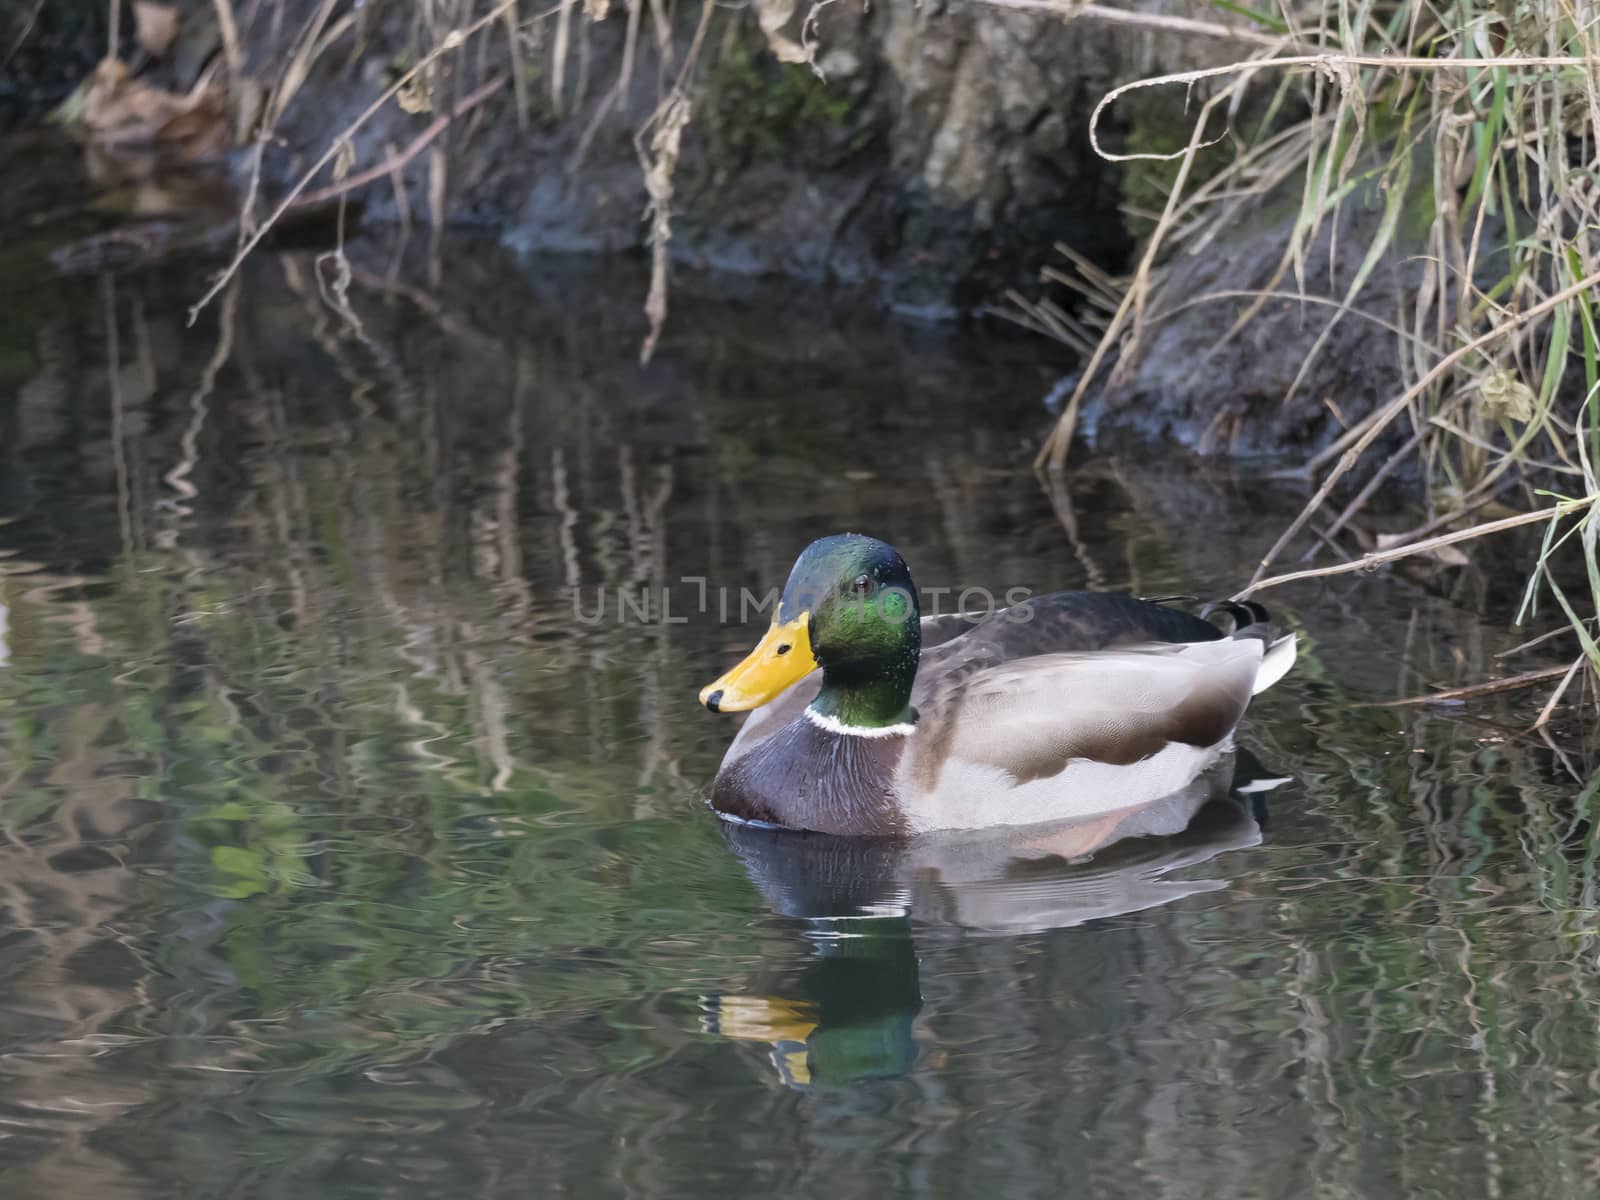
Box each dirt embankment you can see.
[18,2,1258,307]
[11,1,1423,455]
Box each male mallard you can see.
[698,534,1295,836]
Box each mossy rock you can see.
[699,35,874,168]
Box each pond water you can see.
[0,233,1597,1199]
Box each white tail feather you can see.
[1251,634,1297,695]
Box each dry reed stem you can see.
[500,0,528,131]
[634,0,716,364]
[646,0,672,74]
[1,0,46,72]
[385,140,413,234]
[1047,243,1123,309]
[213,0,242,80]
[552,0,574,113]
[619,0,641,106]
[1085,54,1593,165]
[1496,621,1586,659]
[976,0,1288,48]
[638,98,686,364]
[1311,425,1432,551]
[1235,493,1597,599]
[1362,662,1580,707]
[1532,657,1587,729]
[265,0,341,132]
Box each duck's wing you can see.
[916,639,1265,775]
[964,592,1226,655]
[901,636,1294,831]
[913,591,1231,687]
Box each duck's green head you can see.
[700,535,921,724]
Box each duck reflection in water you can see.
[701,750,1286,1088]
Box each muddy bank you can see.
[1078,193,1430,457]
[26,0,1259,314]
[11,0,1425,455]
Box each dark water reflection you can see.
[0,238,1597,1198]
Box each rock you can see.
[1079,161,1506,458]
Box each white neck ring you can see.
[805,707,916,739]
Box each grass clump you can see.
[1018,0,1600,731]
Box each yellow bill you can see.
[699,613,816,712]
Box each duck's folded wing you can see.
[909,639,1268,788]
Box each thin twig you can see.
[1,0,46,72]
[1311,425,1431,553]
[1361,663,1581,707]
[1532,658,1587,729]
[1497,622,1586,660]
[974,0,1289,48]
[293,75,507,208]
[1235,494,1598,599]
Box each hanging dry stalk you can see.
[637,91,691,366]
[210,0,241,78]
[551,0,574,113]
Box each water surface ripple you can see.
[0,241,1594,1200]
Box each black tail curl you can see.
[1200,599,1274,635]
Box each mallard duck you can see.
[698,534,1295,836]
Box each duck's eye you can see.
[851,574,872,595]
[776,644,791,656]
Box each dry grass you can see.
[1006,0,1600,724]
[179,0,751,360]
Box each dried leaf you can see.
[80,58,227,157]
[584,0,611,18]
[134,2,180,57]
[755,0,809,64]
[152,94,228,156]
[1375,532,1471,567]
[1480,370,1535,422]
[396,74,433,114]
[332,137,356,183]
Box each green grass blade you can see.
[1205,0,1290,34]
